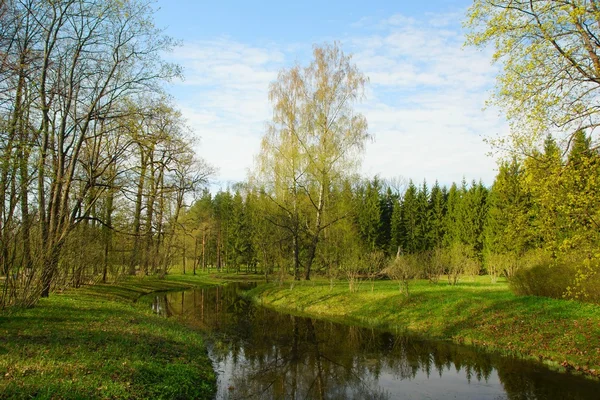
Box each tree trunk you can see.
[304,182,326,280]
[130,149,147,275]
[40,245,61,298]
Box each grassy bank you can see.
[247,277,600,377]
[0,274,221,399]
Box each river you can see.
[150,282,600,399]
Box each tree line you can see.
[179,127,599,302]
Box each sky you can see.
[153,0,508,190]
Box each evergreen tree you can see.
[378,186,396,254]
[390,195,403,256]
[356,178,382,250]
[401,181,419,253]
[484,158,530,258]
[563,130,600,256]
[230,190,254,271]
[466,180,489,257]
[213,190,233,271]
[415,180,431,251]
[525,135,564,252]
[443,183,461,247]
[428,181,446,248]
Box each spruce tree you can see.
[429,181,446,248]
[484,159,530,257]
[355,178,382,250]
[415,180,431,251]
[379,186,396,254]
[401,181,419,253]
[443,183,460,247]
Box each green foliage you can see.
[428,181,446,249]
[415,180,431,252]
[390,194,403,255]
[465,0,600,146]
[400,181,419,254]
[355,177,382,250]
[509,252,573,300]
[484,158,531,272]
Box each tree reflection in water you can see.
[152,284,600,400]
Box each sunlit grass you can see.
[0,275,218,399]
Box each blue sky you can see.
[154,0,507,189]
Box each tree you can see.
[415,180,431,252]
[390,193,403,256]
[484,158,531,278]
[355,177,382,250]
[400,181,418,254]
[379,186,397,254]
[428,181,446,249]
[255,42,369,280]
[0,1,216,306]
[466,1,600,148]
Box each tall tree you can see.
[415,180,431,252]
[400,181,418,254]
[485,159,531,258]
[356,177,382,250]
[428,181,446,249]
[255,42,369,280]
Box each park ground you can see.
[0,274,222,399]
[2,272,600,400]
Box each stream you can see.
[150,282,600,399]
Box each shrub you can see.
[447,243,476,285]
[385,254,420,296]
[508,250,600,303]
[485,252,519,283]
[425,247,448,283]
[509,260,574,299]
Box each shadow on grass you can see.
[1,295,216,399]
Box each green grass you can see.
[0,274,221,399]
[247,276,600,378]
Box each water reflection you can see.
[152,284,600,400]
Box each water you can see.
[151,283,600,399]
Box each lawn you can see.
[0,275,220,399]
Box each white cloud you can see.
[167,12,507,190]
[348,13,505,186]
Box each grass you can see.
[247,275,600,378]
[0,273,223,399]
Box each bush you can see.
[508,250,600,303]
[447,243,477,285]
[425,248,448,283]
[385,254,420,296]
[509,260,574,299]
[485,252,521,283]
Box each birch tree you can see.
[255,43,369,280]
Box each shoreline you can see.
[245,277,600,379]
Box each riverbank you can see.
[247,277,600,378]
[0,274,221,399]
